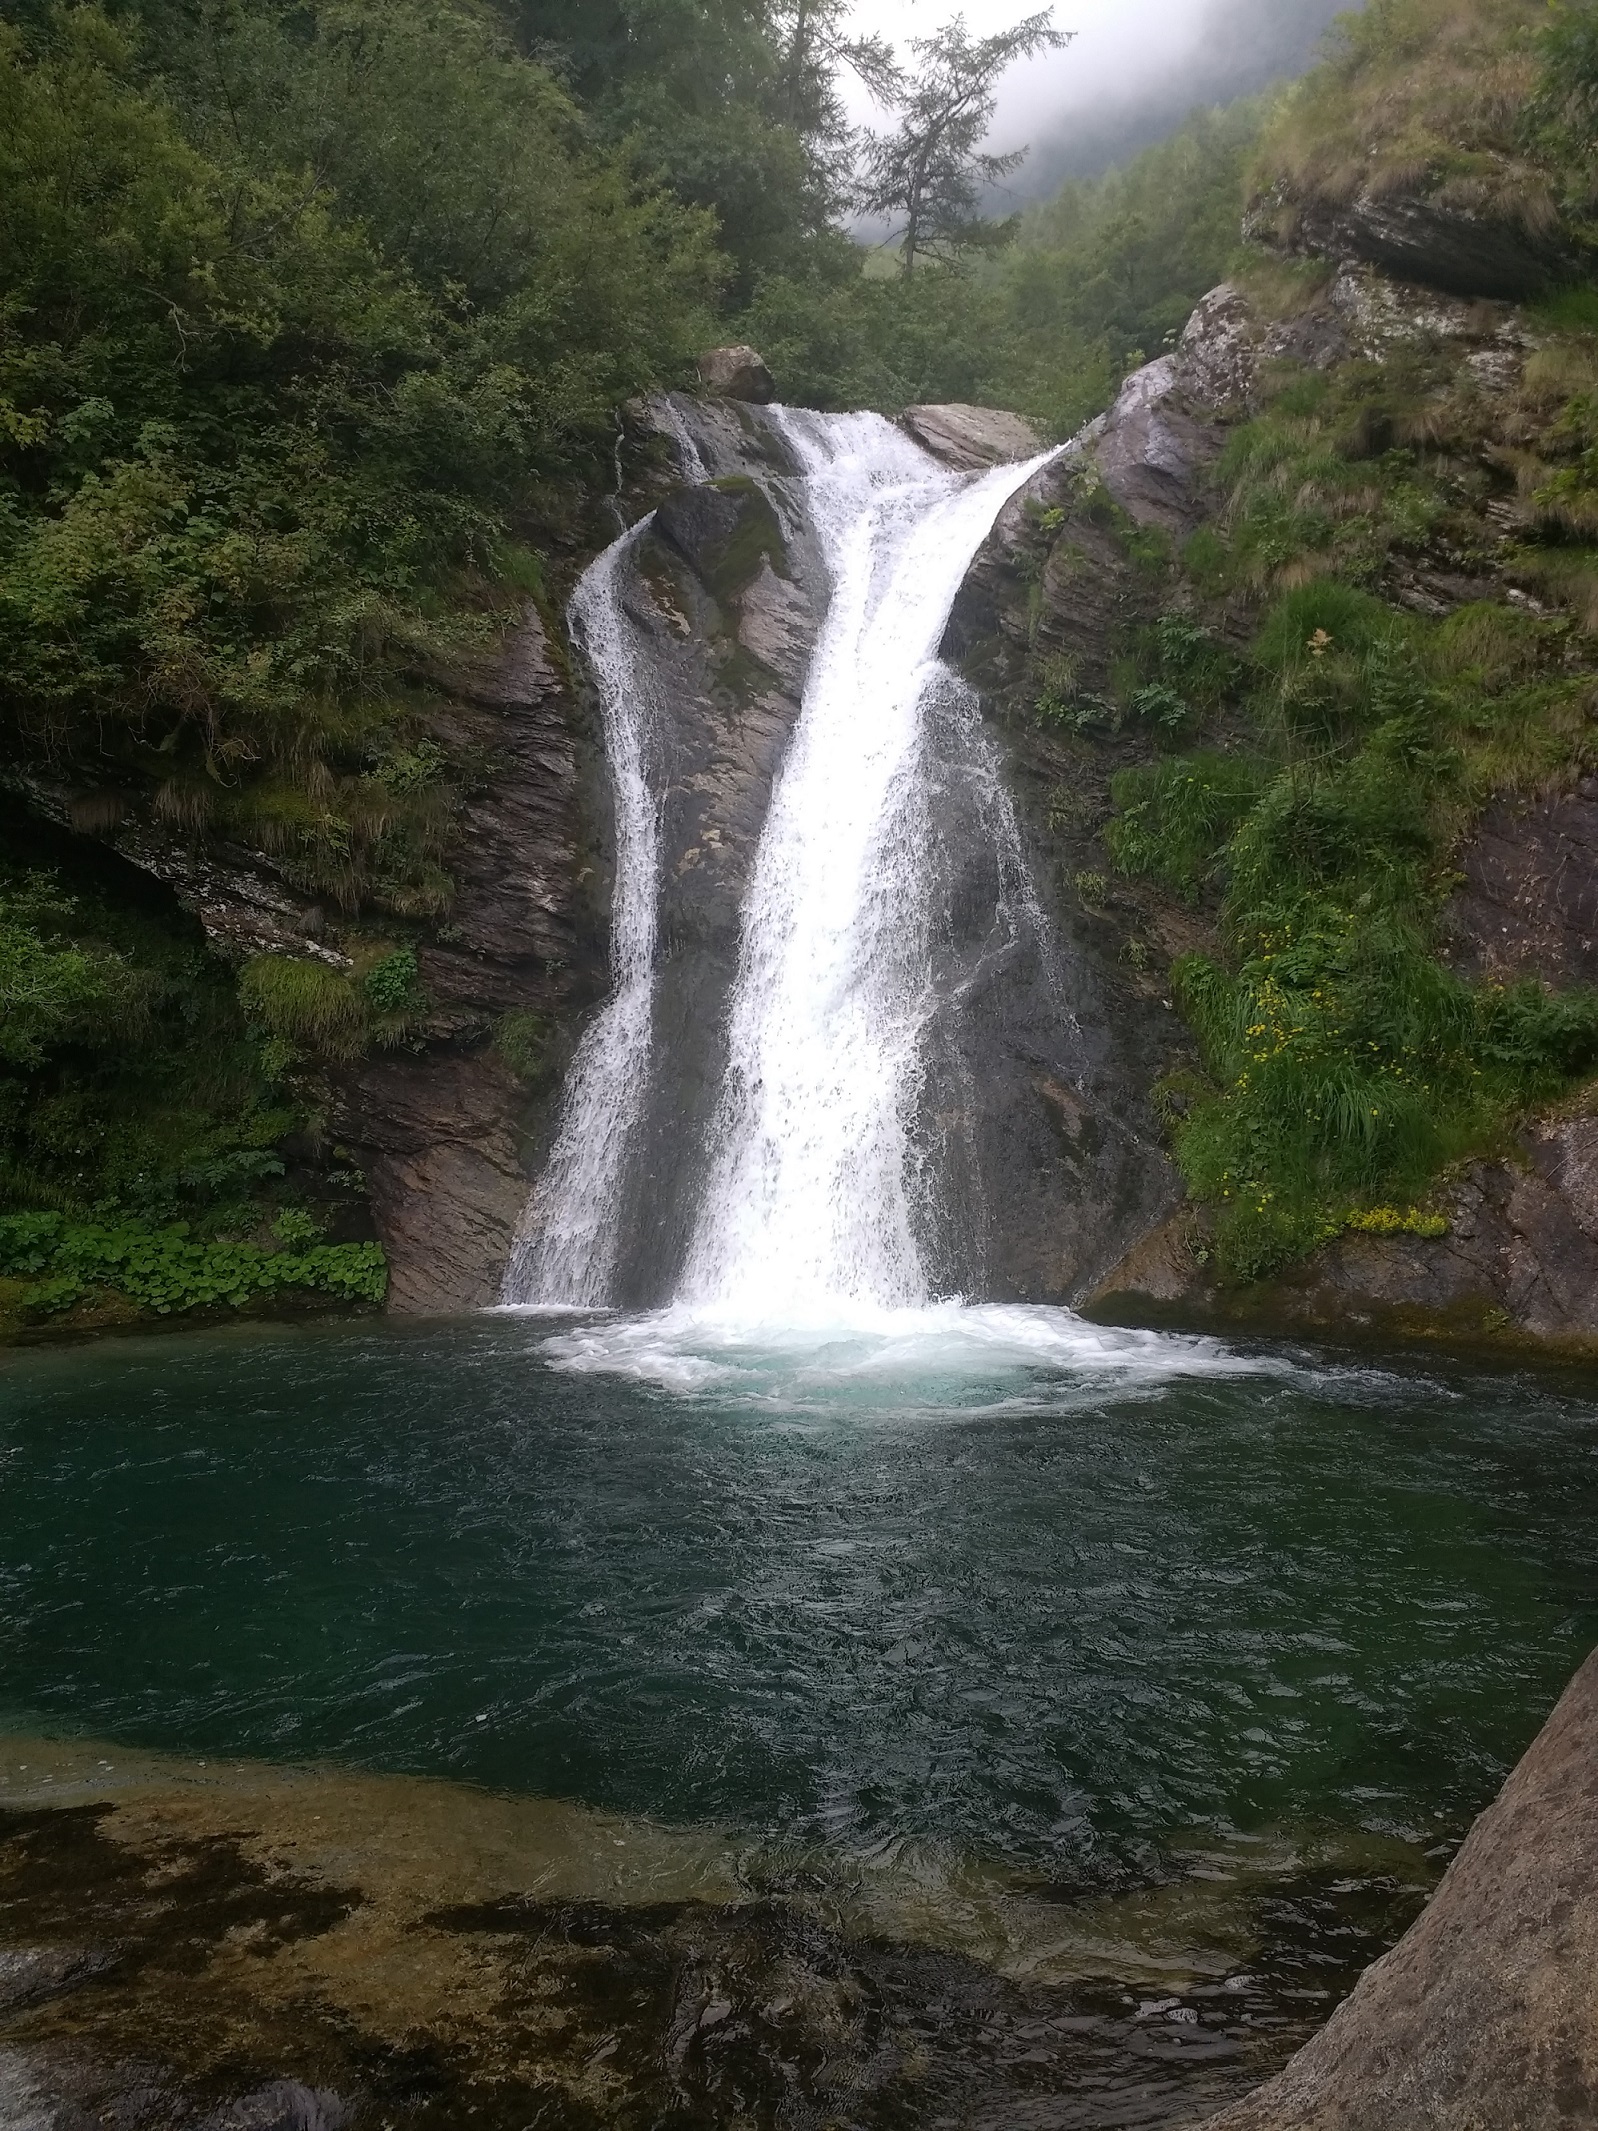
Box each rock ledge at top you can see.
[1246,179,1597,304]
[899,403,1044,471]
[696,344,776,403]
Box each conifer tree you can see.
[857,10,1071,274]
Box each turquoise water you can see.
[2,1314,1595,1894]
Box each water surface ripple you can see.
[2,1317,1594,1902]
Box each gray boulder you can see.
[695,345,776,403]
[898,402,1044,471]
[1197,1644,1598,2128]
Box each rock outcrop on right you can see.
[1244,0,1598,301]
[1195,1642,1598,2130]
[948,102,1598,1350]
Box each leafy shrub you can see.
[0,873,150,1067]
[1107,754,1265,901]
[362,947,425,1017]
[271,1207,324,1249]
[0,1211,386,1316]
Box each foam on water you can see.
[524,1298,1267,1401]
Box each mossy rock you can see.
[653,477,789,606]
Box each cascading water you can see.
[506,403,1251,1391]
[678,411,1053,1322]
[499,527,663,1306]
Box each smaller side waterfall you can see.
[500,529,662,1306]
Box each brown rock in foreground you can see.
[1196,1644,1598,2131]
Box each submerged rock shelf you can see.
[0,1737,1431,2131]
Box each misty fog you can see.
[843,0,1357,199]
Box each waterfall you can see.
[505,408,1054,1320]
[499,527,663,1306]
[679,411,1053,1322]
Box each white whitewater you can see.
[678,411,1053,1322]
[500,527,661,1306]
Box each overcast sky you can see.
[841,0,1353,198]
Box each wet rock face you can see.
[1199,1644,1598,2131]
[1093,1112,1598,1353]
[950,261,1598,1348]
[1446,777,1598,990]
[334,606,594,1314]
[606,386,1200,1307]
[935,355,1239,1301]
[540,403,821,1305]
[1296,1114,1598,1347]
[1247,181,1596,303]
[2,599,596,1320]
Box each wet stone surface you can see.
[0,1782,1429,2131]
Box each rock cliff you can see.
[2,595,601,1318]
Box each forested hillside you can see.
[10,0,1598,1341]
[0,0,1275,1333]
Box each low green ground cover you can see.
[1106,499,1598,1279]
[0,1211,386,1319]
[0,837,386,1327]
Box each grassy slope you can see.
[1064,0,1598,1280]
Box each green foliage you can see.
[1209,359,1450,591]
[1523,0,1598,214]
[1251,0,1556,237]
[240,954,368,1061]
[0,872,152,1066]
[0,1210,385,1316]
[0,841,308,1222]
[271,1206,324,1249]
[493,1008,550,1085]
[362,946,425,1016]
[0,2,721,912]
[504,0,858,296]
[1111,590,1598,1277]
[855,12,1070,276]
[1038,613,1240,746]
[1108,754,1265,900]
[738,98,1267,428]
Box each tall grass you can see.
[1113,586,1598,1279]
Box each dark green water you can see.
[2,1315,1596,1891]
